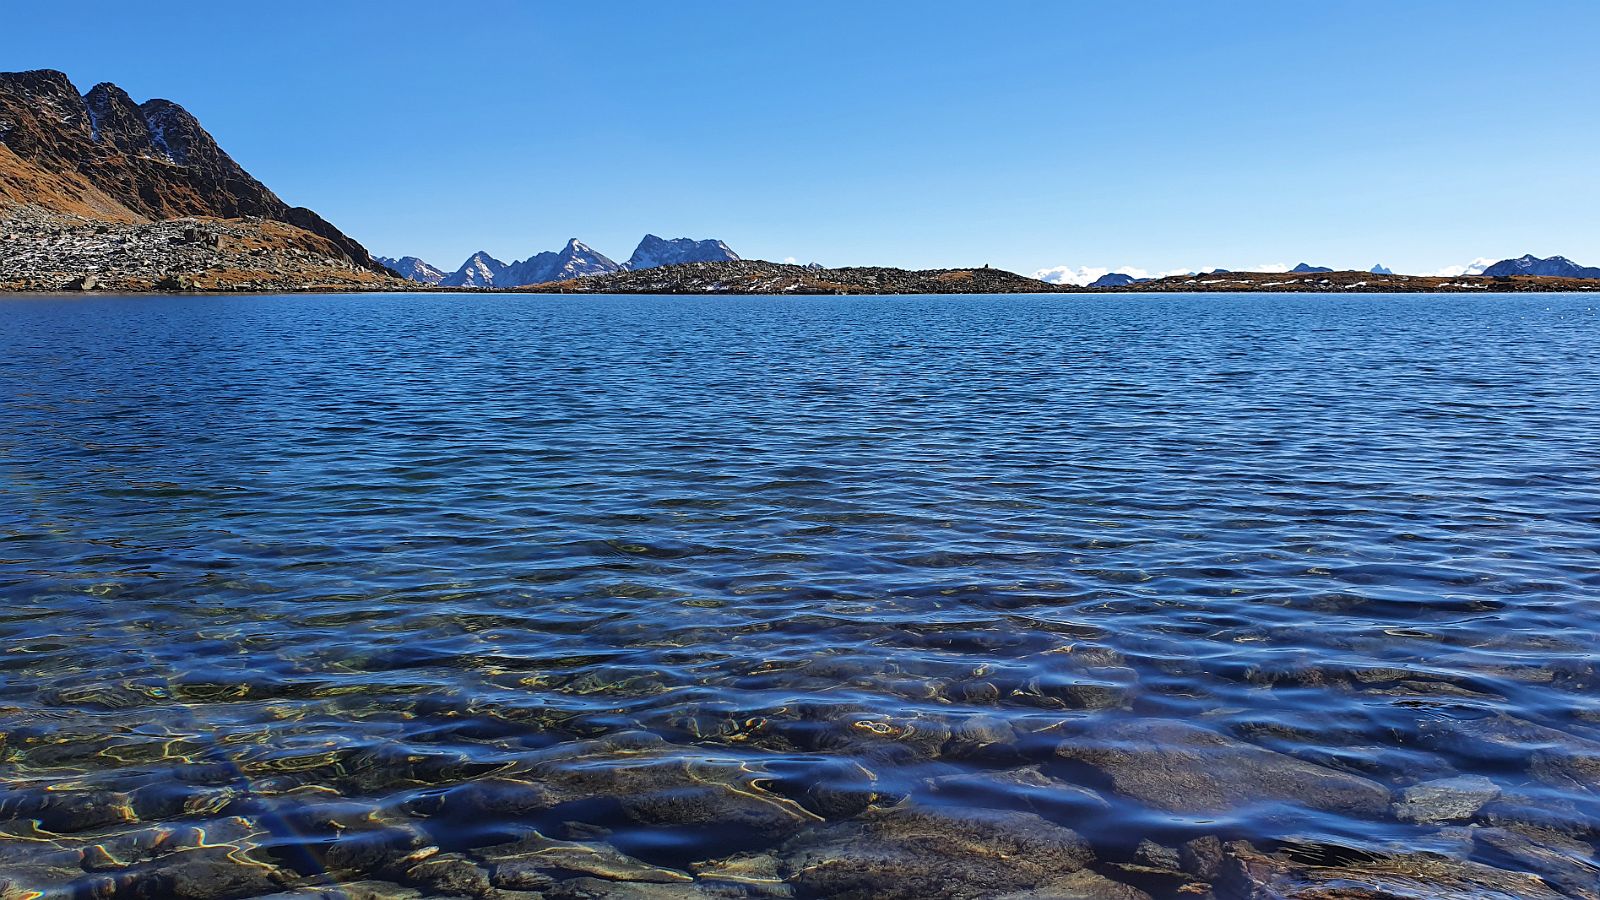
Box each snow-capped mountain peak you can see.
[440,251,509,288]
[376,255,447,285]
[622,235,740,271]
[1481,254,1600,279]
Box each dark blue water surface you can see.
[2,292,1600,898]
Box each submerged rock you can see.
[479,832,693,884]
[403,852,496,898]
[1471,827,1600,900]
[545,877,708,898]
[1418,714,1600,792]
[1218,839,1568,899]
[783,806,1093,899]
[1391,775,1501,823]
[690,853,790,897]
[1179,835,1226,881]
[1053,719,1389,816]
[1133,839,1182,872]
[106,846,294,899]
[924,765,1111,820]
[8,787,135,833]
[535,753,820,839]
[996,869,1153,899]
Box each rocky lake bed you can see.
[3,291,1599,900]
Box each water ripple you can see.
[2,293,1599,897]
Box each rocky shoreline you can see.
[0,206,412,292]
[523,260,1600,295]
[7,233,1600,296]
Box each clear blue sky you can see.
[10,1,1599,276]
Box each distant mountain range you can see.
[375,256,447,284]
[391,235,741,289]
[1481,254,1600,279]
[1291,263,1333,274]
[495,239,620,287]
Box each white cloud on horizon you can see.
[1032,265,1113,286]
[1031,265,1224,285]
[1411,257,1496,277]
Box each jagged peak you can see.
[85,82,134,102]
[0,69,77,93]
[0,67,382,272]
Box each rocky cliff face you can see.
[622,235,740,270]
[0,68,385,275]
[1481,254,1600,279]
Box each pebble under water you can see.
[2,292,1599,899]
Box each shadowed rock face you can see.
[0,68,382,272]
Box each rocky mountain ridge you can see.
[0,69,383,272]
[375,256,446,284]
[497,239,619,286]
[416,235,739,288]
[623,234,739,270]
[440,251,508,288]
[0,68,409,291]
[1481,254,1600,279]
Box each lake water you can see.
[2,292,1599,898]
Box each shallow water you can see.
[2,292,1599,898]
